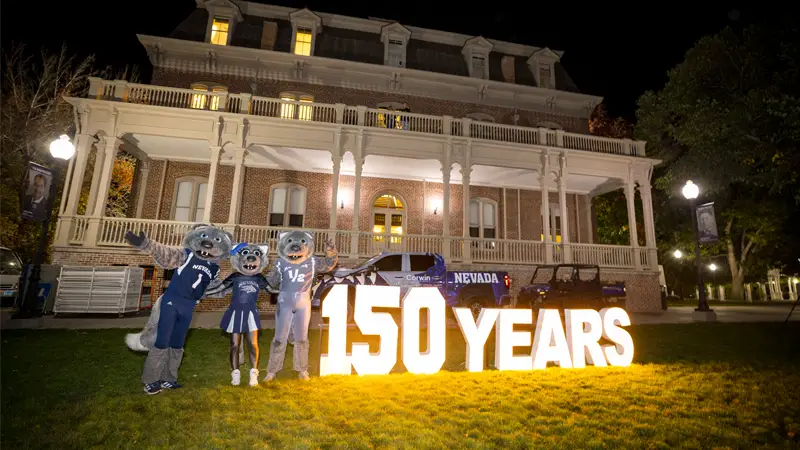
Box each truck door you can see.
[372,254,405,288]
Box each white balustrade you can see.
[86,77,648,158]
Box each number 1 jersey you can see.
[165,249,220,305]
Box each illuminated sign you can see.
[319,285,634,376]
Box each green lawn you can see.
[2,323,800,449]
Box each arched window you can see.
[541,203,562,243]
[372,193,405,243]
[469,198,497,239]
[537,121,563,130]
[172,176,208,222]
[376,102,410,130]
[279,92,314,121]
[465,112,495,123]
[269,183,306,227]
[190,83,227,111]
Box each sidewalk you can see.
[1,305,796,330]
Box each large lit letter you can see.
[351,285,400,375]
[495,309,533,371]
[599,307,634,367]
[531,309,573,369]
[564,309,607,368]
[401,287,446,374]
[319,285,351,376]
[453,307,499,372]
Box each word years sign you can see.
[319,285,634,376]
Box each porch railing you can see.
[56,216,657,270]
[87,78,647,157]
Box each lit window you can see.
[279,93,313,120]
[469,198,496,239]
[269,184,306,227]
[209,86,227,111]
[294,28,312,56]
[210,18,229,46]
[372,194,404,244]
[174,178,208,222]
[471,56,486,79]
[191,84,208,109]
[376,102,410,130]
[541,205,562,243]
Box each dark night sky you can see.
[1,1,776,120]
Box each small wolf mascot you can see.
[124,224,233,395]
[264,231,338,381]
[204,243,275,387]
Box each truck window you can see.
[409,254,435,272]
[531,267,554,283]
[373,255,402,271]
[578,267,598,281]
[556,266,574,282]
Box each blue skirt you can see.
[220,307,261,333]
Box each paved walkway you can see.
[1,305,796,330]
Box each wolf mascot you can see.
[124,224,233,395]
[204,243,275,386]
[264,231,338,381]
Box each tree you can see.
[1,43,138,262]
[635,20,800,299]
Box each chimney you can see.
[261,21,278,50]
[501,55,515,83]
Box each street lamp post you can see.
[14,135,75,319]
[682,180,714,319]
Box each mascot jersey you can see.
[274,258,315,303]
[165,249,220,311]
[219,273,269,334]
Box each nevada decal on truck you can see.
[311,252,511,319]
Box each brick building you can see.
[52,1,662,312]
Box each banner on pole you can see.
[21,162,54,223]
[696,202,719,244]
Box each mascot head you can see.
[230,243,270,275]
[277,230,314,264]
[183,224,233,262]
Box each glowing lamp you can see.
[708,263,717,271]
[682,180,699,200]
[49,135,75,161]
[673,250,682,259]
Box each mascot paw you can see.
[124,230,147,248]
[125,333,148,352]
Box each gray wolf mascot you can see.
[124,224,233,395]
[204,243,275,387]
[264,231,337,381]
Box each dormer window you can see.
[289,8,322,57]
[538,64,553,89]
[471,56,486,79]
[462,36,493,79]
[528,47,561,90]
[293,28,313,56]
[210,18,230,46]
[381,22,411,68]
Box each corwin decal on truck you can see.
[452,272,500,284]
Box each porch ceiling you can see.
[127,134,610,193]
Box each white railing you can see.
[86,78,647,157]
[59,216,657,270]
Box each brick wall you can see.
[132,163,593,241]
[151,68,590,133]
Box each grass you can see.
[2,323,800,449]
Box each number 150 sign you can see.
[320,285,634,376]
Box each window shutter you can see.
[261,21,278,50]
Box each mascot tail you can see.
[125,332,148,352]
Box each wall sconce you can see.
[431,199,442,215]
[340,200,344,210]
[433,206,438,215]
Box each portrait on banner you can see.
[696,202,719,244]
[21,162,53,223]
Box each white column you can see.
[639,184,656,248]
[84,137,120,246]
[203,146,222,224]
[461,163,472,263]
[134,160,151,219]
[441,158,451,260]
[585,195,594,244]
[227,148,247,224]
[540,174,552,263]
[350,156,364,257]
[86,145,106,215]
[558,175,571,262]
[55,133,92,245]
[624,180,641,269]
[58,155,76,215]
[329,155,342,229]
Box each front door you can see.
[371,194,405,253]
